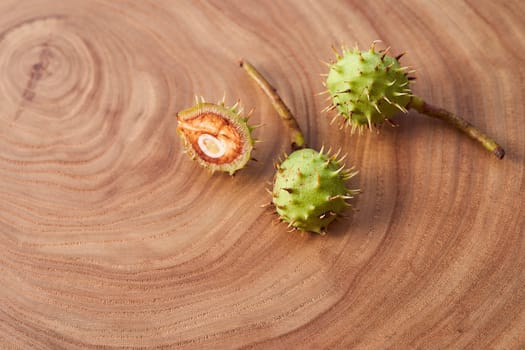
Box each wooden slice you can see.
[0,0,524,348]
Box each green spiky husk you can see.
[272,148,358,234]
[176,100,255,175]
[326,45,411,130]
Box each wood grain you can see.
[1,0,524,348]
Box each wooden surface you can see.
[1,1,524,348]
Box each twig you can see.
[239,59,305,150]
[409,95,505,159]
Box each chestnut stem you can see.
[239,59,305,150]
[409,95,505,159]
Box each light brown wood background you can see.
[0,0,524,348]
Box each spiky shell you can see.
[272,148,359,234]
[326,44,412,132]
[176,98,255,175]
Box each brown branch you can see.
[409,95,505,159]
[239,59,305,150]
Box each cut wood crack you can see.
[14,42,52,121]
